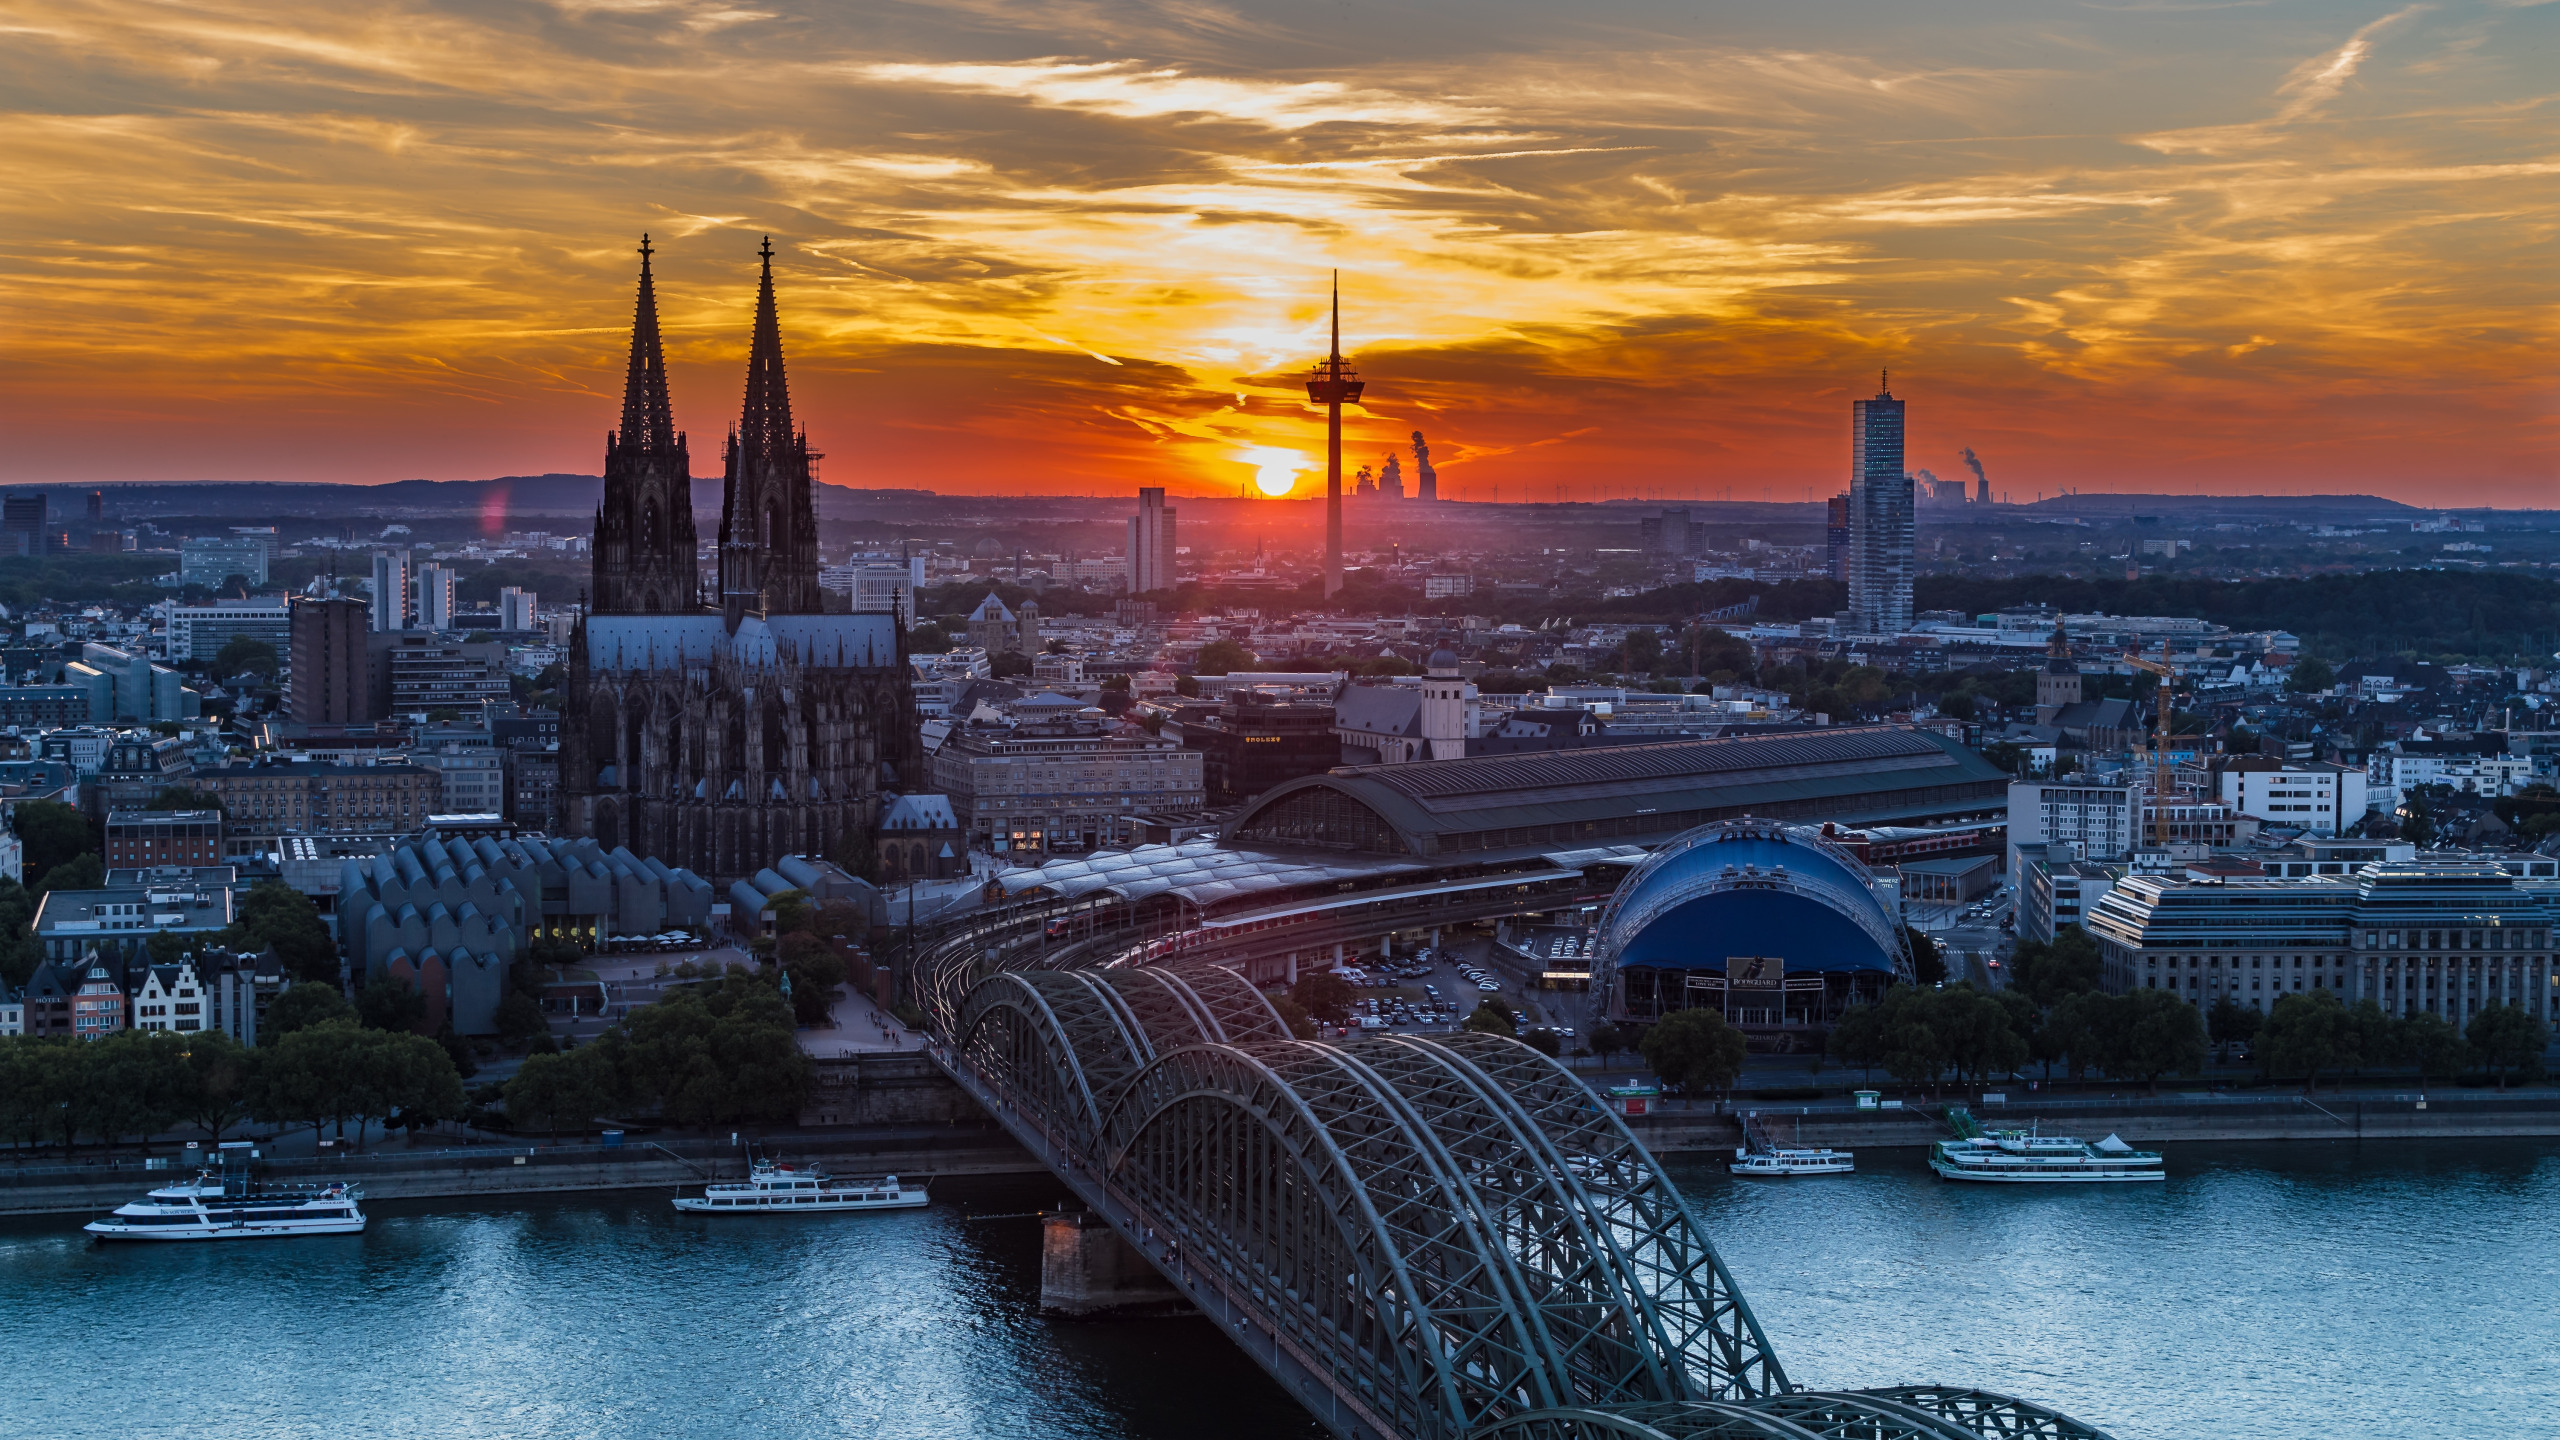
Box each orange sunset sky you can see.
[1,1,2552,504]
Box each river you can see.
[6,1139,2555,1439]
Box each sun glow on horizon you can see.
[1241,447,1310,497]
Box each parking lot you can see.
[1330,933,1579,1049]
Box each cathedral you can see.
[558,238,919,883]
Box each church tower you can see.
[591,237,698,615]
[2036,622,2082,724]
[719,238,823,624]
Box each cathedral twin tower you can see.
[593,236,820,620]
[563,238,916,885]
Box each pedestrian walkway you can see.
[802,985,924,1058]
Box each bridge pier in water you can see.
[1040,1209,1191,1317]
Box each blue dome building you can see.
[1593,820,1911,1032]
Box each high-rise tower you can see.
[593,236,698,615]
[1304,275,1363,598]
[719,238,822,623]
[1847,372,1913,635]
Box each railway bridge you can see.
[914,896,2116,1440]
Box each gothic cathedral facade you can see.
[559,238,919,883]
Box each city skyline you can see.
[1,2,2551,504]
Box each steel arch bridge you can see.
[916,905,2117,1440]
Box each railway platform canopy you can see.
[1225,726,2008,860]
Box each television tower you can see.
[1305,273,1363,598]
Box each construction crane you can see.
[2122,641,2209,849]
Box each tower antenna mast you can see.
[1305,272,1364,599]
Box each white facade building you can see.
[412,564,456,631]
[131,959,206,1032]
[370,551,409,632]
[2218,764,2367,835]
[2372,736,2533,809]
[163,599,292,664]
[498,586,538,631]
[2007,779,2142,875]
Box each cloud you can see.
[0,0,2548,502]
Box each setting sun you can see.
[1240,448,1308,497]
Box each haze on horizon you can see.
[0,0,2551,506]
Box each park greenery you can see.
[1638,1008,1750,1097]
[503,972,811,1132]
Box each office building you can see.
[819,558,922,619]
[1846,376,1912,634]
[370,550,409,632]
[105,809,224,868]
[498,586,538,631]
[179,536,271,588]
[2086,859,2556,1021]
[165,598,292,665]
[193,758,441,849]
[1127,487,1177,594]
[1197,693,1342,806]
[1825,494,1850,583]
[2006,778,2142,875]
[378,632,510,715]
[33,880,236,965]
[418,739,508,818]
[0,685,97,726]
[3,492,47,553]
[288,595,372,724]
[412,564,457,631]
[929,723,1202,852]
[2214,762,2367,836]
[66,643,199,723]
[2014,845,2122,944]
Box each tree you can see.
[344,1029,466,1147]
[908,621,951,654]
[1266,993,1318,1040]
[248,1020,363,1148]
[1462,999,1518,1038]
[1826,1003,1887,1080]
[227,880,338,983]
[1290,970,1358,1026]
[2009,928,2104,1008]
[2094,989,2209,1090]
[1519,1028,1563,1058]
[2348,998,2398,1076]
[213,634,280,680]
[2206,997,2264,1062]
[777,931,846,1027]
[1903,927,1947,986]
[1638,1008,1748,1097]
[2467,1003,2549,1090]
[34,853,104,896]
[356,975,430,1034]
[179,1030,255,1140]
[2401,1011,2468,1085]
[1933,986,2029,1085]
[494,991,549,1049]
[505,1046,620,1132]
[266,981,356,1035]
[2288,656,2335,694]
[0,879,41,988]
[989,651,1034,679]
[86,1030,194,1150]
[2259,989,2360,1093]
[12,798,96,883]
[765,889,814,936]
[1193,638,1254,676]
[30,1038,102,1151]
[1586,1021,1625,1066]
[1173,674,1200,698]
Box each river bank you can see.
[0,1122,1040,1217]
[1628,1088,2560,1152]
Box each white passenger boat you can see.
[85,1144,366,1241]
[674,1159,929,1214]
[1929,1121,2163,1184]
[1729,1146,1855,1177]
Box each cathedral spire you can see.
[736,236,795,461]
[619,235,677,452]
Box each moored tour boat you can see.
[84,1143,366,1241]
[1929,1120,2163,1184]
[674,1159,929,1214]
[1729,1146,1855,1177]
